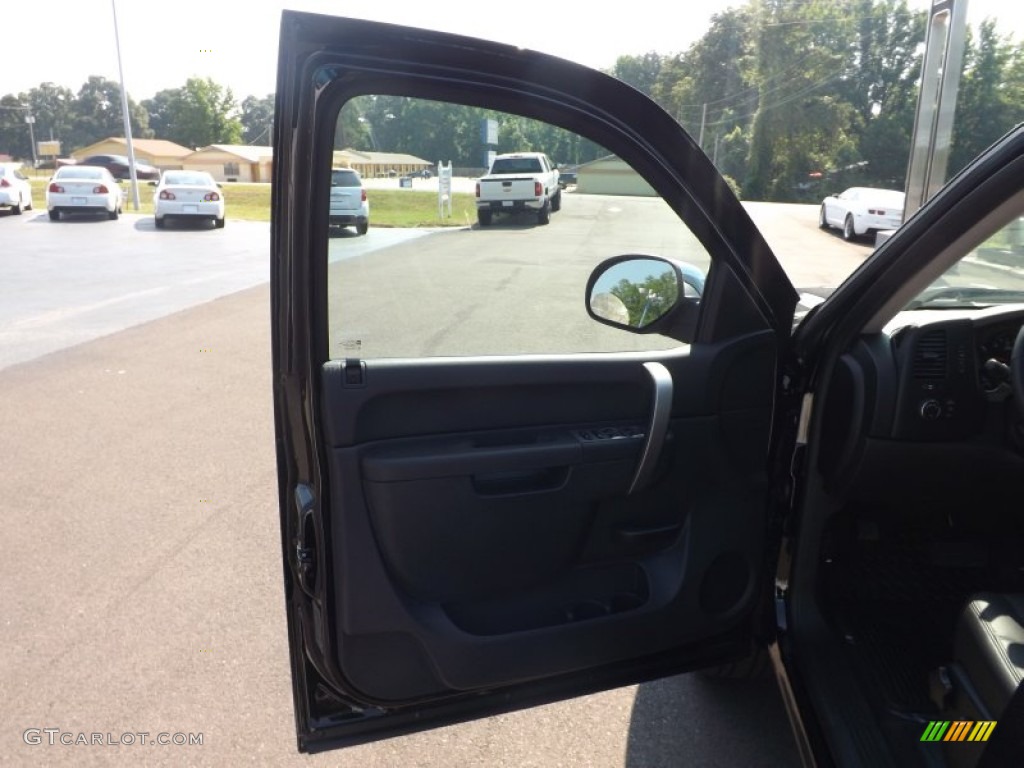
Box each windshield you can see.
[906,217,1024,309]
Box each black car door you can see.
[272,11,799,752]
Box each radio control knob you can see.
[920,399,943,421]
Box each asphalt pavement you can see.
[0,198,864,766]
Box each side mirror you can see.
[586,256,704,341]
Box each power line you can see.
[701,70,848,128]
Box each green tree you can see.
[25,83,77,151]
[142,77,242,149]
[69,76,152,151]
[611,52,663,96]
[0,95,32,159]
[239,94,275,144]
[949,20,1023,175]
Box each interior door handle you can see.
[629,362,673,494]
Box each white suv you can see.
[329,168,369,235]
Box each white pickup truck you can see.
[476,152,561,226]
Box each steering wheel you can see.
[1012,326,1024,416]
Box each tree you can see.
[0,95,32,159]
[70,75,152,151]
[141,77,242,149]
[949,20,1023,176]
[745,0,860,201]
[240,94,275,144]
[611,52,663,96]
[25,83,76,148]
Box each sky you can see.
[4,0,1024,102]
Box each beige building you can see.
[183,145,274,182]
[333,149,431,178]
[576,155,657,197]
[71,138,193,170]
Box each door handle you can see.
[629,362,673,494]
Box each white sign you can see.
[37,140,61,156]
[437,161,453,218]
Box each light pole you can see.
[24,116,38,167]
[111,0,140,209]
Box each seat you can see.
[953,593,1024,720]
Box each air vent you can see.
[913,330,948,379]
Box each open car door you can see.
[272,11,799,752]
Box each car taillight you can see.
[159,190,175,200]
[0,178,9,188]
[203,192,220,201]
[361,189,367,202]
[93,185,108,194]
[49,183,64,193]
[476,183,480,198]
[534,181,543,196]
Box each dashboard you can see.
[818,305,1024,484]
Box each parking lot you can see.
[0,198,865,766]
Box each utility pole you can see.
[112,0,140,210]
[698,103,707,150]
[25,116,38,167]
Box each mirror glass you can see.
[589,259,681,328]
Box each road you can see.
[0,198,870,766]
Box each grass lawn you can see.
[26,178,476,227]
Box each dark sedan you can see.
[76,154,161,181]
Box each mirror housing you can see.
[585,255,704,342]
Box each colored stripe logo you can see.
[920,721,997,742]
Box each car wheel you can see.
[155,217,165,229]
[537,202,550,225]
[551,191,561,212]
[215,217,225,229]
[12,197,22,215]
[48,210,60,221]
[477,210,492,227]
[842,215,856,241]
[819,205,828,229]
[109,208,119,220]
[356,221,368,235]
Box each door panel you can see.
[316,332,776,704]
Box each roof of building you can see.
[73,137,194,158]
[187,144,274,162]
[335,148,430,165]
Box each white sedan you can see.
[819,187,905,241]
[0,162,34,215]
[153,170,225,229]
[46,165,123,221]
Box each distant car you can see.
[153,170,225,229]
[46,165,122,221]
[329,168,369,235]
[558,168,578,189]
[418,169,433,178]
[0,163,33,215]
[820,187,905,241]
[76,154,161,181]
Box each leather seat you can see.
[954,593,1024,719]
